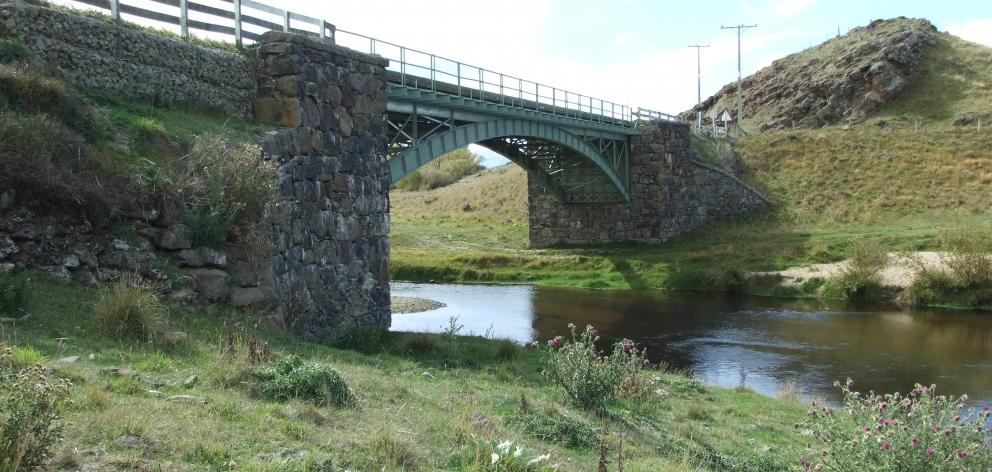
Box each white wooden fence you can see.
[67,0,334,47]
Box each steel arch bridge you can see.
[384,74,645,203]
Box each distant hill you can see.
[683,17,992,132]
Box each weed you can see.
[0,363,72,471]
[400,333,440,354]
[0,37,30,64]
[250,355,354,407]
[509,407,598,448]
[0,271,29,319]
[5,346,45,371]
[543,324,647,411]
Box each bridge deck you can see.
[386,72,639,136]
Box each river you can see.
[391,282,992,408]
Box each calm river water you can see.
[391,282,992,407]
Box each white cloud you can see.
[946,18,992,47]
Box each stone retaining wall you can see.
[0,3,255,117]
[528,121,768,246]
[254,32,391,342]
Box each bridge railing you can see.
[335,28,636,127]
[633,107,687,123]
[55,0,672,128]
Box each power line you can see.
[720,24,757,133]
[687,44,710,127]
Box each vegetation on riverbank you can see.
[1,274,817,471]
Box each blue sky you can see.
[53,0,992,166]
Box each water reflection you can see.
[390,282,992,406]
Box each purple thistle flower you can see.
[911,439,920,447]
[984,404,990,412]
[548,337,562,349]
[957,450,967,459]
[591,329,600,338]
[927,448,935,457]
[882,443,891,451]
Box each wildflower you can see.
[984,404,990,412]
[882,443,891,451]
[548,337,562,349]
[880,402,889,411]
[956,450,967,459]
[911,439,920,447]
[927,448,935,457]
[590,329,600,339]
[622,340,634,353]
[846,378,855,388]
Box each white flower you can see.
[497,441,513,454]
[491,453,500,465]
[513,446,523,458]
[527,454,551,466]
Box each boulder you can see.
[229,286,277,308]
[0,189,13,212]
[156,224,193,250]
[227,260,258,287]
[176,247,227,268]
[190,269,232,302]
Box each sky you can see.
[52,0,992,166]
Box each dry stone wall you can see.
[254,32,391,343]
[528,121,768,246]
[0,3,254,117]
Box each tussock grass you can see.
[94,278,165,342]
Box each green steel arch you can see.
[388,119,631,202]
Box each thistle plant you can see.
[799,379,992,471]
[0,359,73,471]
[542,324,647,411]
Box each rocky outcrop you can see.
[682,17,939,130]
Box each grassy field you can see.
[1,275,810,471]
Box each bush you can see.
[0,38,31,64]
[909,228,992,308]
[799,380,992,471]
[94,279,165,342]
[170,135,276,248]
[0,361,73,471]
[394,148,483,190]
[820,238,889,301]
[509,408,597,448]
[250,355,354,406]
[542,324,647,410]
[0,271,29,319]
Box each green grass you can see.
[0,275,811,471]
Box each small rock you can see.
[102,367,138,377]
[169,290,198,305]
[422,371,436,380]
[11,224,39,242]
[470,412,493,430]
[0,189,14,211]
[183,375,198,388]
[176,247,227,268]
[256,447,308,462]
[462,203,473,212]
[54,356,81,364]
[111,239,131,251]
[119,435,141,448]
[147,390,164,398]
[0,236,17,260]
[161,331,188,345]
[88,353,96,361]
[168,395,208,404]
[62,254,80,268]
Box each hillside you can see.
[683,17,992,132]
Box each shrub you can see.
[509,407,597,448]
[0,363,73,471]
[394,148,483,190]
[0,270,29,319]
[0,38,31,64]
[909,228,992,308]
[542,324,647,410]
[171,135,276,247]
[820,238,889,301]
[250,355,354,406]
[799,380,992,471]
[94,278,165,342]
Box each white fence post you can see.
[233,0,242,48]
[283,11,290,32]
[180,0,188,40]
[319,19,326,40]
[110,0,120,21]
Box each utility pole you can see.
[721,24,757,133]
[688,44,710,128]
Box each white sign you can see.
[721,110,733,123]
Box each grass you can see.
[0,274,811,471]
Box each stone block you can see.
[254,98,302,127]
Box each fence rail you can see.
[61,0,684,128]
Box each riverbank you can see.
[1,275,810,470]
